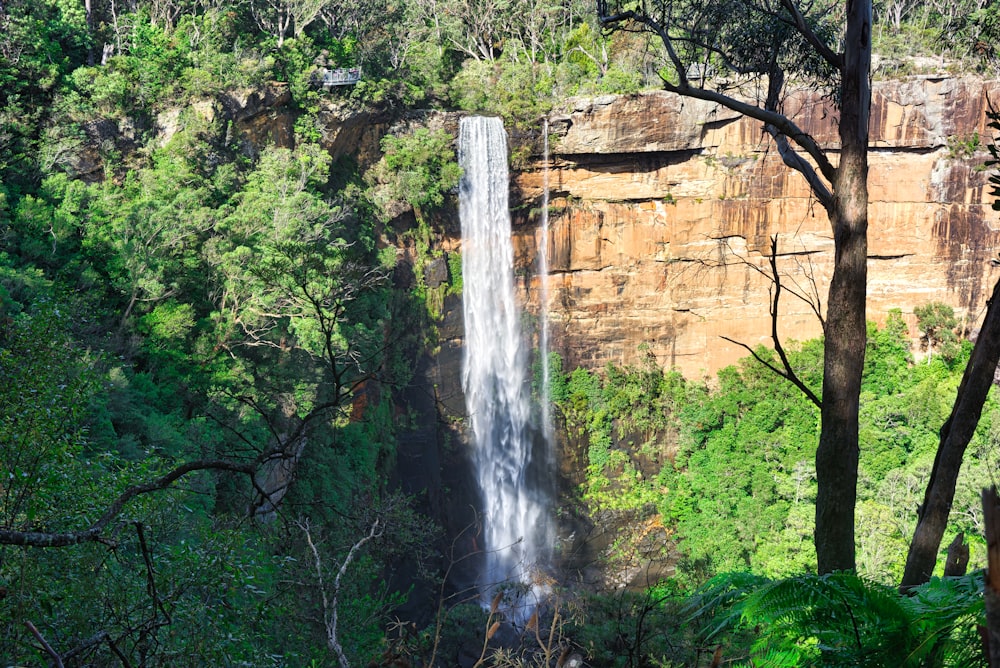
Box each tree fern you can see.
[686,571,986,667]
[683,571,771,642]
[897,573,985,667]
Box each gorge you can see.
[380,74,1000,594]
[66,72,1000,594]
[11,0,1000,660]
[290,75,1000,385]
[156,75,1000,380]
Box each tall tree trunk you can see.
[900,278,1000,589]
[814,0,871,574]
[982,487,1000,667]
[815,202,867,573]
[85,0,94,66]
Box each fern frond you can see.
[740,647,805,668]
[686,570,987,668]
[741,572,915,667]
[903,572,985,623]
[901,572,987,667]
[683,571,771,640]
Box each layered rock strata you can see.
[512,77,1000,377]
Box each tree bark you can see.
[0,458,257,547]
[85,0,94,66]
[900,277,1000,589]
[26,621,64,668]
[251,433,308,521]
[814,0,871,574]
[981,487,1000,667]
[943,532,970,577]
[302,517,383,668]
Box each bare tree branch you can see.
[135,522,171,626]
[599,7,838,207]
[25,621,64,668]
[0,458,260,547]
[715,234,826,327]
[669,83,836,201]
[427,518,485,667]
[767,128,833,206]
[62,631,110,663]
[300,515,384,668]
[767,235,822,407]
[720,236,822,409]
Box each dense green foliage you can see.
[367,128,463,222]
[0,127,441,662]
[2,0,996,205]
[0,6,452,655]
[540,314,996,665]
[915,301,962,361]
[688,570,986,666]
[3,0,1000,663]
[553,310,996,584]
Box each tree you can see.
[249,0,328,47]
[296,494,436,667]
[437,0,512,62]
[365,127,463,225]
[83,148,218,328]
[204,142,390,518]
[0,0,91,196]
[0,116,424,659]
[599,0,871,572]
[914,301,960,361]
[0,304,101,538]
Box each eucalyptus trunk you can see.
[814,0,870,574]
[901,278,1000,588]
[815,198,867,573]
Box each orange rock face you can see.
[510,77,1000,377]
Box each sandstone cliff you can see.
[511,77,1000,377]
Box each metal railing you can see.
[313,67,362,88]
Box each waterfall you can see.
[539,118,554,447]
[459,116,551,620]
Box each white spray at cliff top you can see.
[459,116,553,619]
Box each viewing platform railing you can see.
[313,67,362,88]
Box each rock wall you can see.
[510,76,1000,377]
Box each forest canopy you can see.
[3,0,1000,664]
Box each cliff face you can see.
[157,76,1000,591]
[510,77,1000,377]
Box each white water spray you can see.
[459,116,552,619]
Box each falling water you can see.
[459,116,551,620]
[539,118,554,447]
